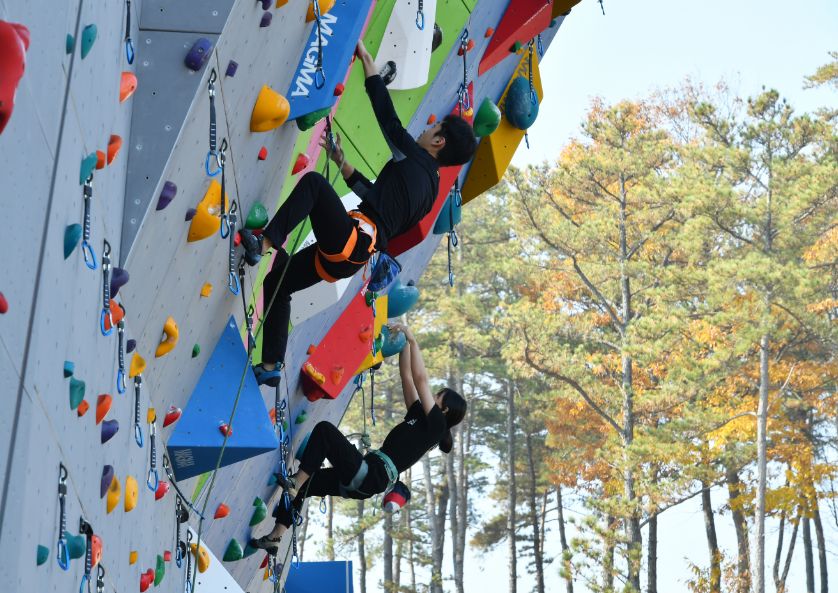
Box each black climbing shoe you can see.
[273,474,298,499]
[249,535,281,553]
[239,229,263,266]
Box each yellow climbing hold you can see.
[190,543,211,573]
[264,566,272,581]
[147,408,156,423]
[201,283,212,297]
[356,295,388,374]
[106,476,121,514]
[125,476,138,512]
[129,352,146,377]
[129,551,138,565]
[306,0,335,21]
[187,180,226,242]
[250,86,290,133]
[155,317,179,357]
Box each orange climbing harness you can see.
[314,211,377,283]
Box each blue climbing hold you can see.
[80,24,97,59]
[64,224,82,259]
[295,432,311,461]
[380,326,407,358]
[267,474,277,486]
[387,280,419,318]
[184,38,213,71]
[101,465,114,498]
[101,419,119,444]
[66,34,74,55]
[432,193,462,235]
[63,361,75,378]
[505,76,539,131]
[37,544,49,566]
[69,377,85,410]
[80,153,97,184]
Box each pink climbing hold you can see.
[163,405,182,428]
[292,153,310,175]
[258,146,267,160]
[0,291,7,314]
[219,424,232,437]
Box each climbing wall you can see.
[0,0,567,590]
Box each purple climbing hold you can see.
[101,419,119,444]
[260,0,271,9]
[185,208,197,221]
[110,268,130,296]
[156,181,177,211]
[101,465,114,498]
[226,60,238,77]
[260,12,272,27]
[184,38,213,71]
[126,339,136,353]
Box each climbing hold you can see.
[69,377,85,410]
[101,466,115,498]
[95,150,106,170]
[260,554,270,569]
[258,146,267,161]
[505,76,539,130]
[379,61,398,86]
[433,192,462,235]
[199,283,213,299]
[77,400,90,417]
[154,554,165,585]
[277,0,289,6]
[64,361,75,378]
[90,535,103,567]
[295,106,331,132]
[155,316,179,357]
[140,568,154,592]
[192,344,200,358]
[106,476,121,514]
[129,352,146,377]
[67,534,86,560]
[80,152,97,184]
[185,208,197,221]
[214,503,230,519]
[163,551,171,562]
[147,408,156,423]
[66,34,74,54]
[358,327,372,343]
[64,224,82,259]
[107,135,122,165]
[304,363,325,386]
[37,544,49,566]
[101,419,119,444]
[80,24,97,59]
[292,153,310,175]
[334,83,345,96]
[380,326,407,358]
[245,201,269,230]
[307,345,317,355]
[260,12,273,27]
[457,39,476,56]
[473,97,502,137]
[184,38,213,71]
[190,543,210,573]
[226,60,238,77]
[0,21,28,137]
[129,551,138,565]
[509,40,522,53]
[154,481,169,501]
[432,23,443,53]
[427,114,436,126]
[126,339,136,353]
[549,19,557,28]
[250,497,267,526]
[119,72,137,103]
[102,300,125,332]
[260,0,271,10]
[0,292,6,314]
[125,476,138,512]
[331,367,344,385]
[307,0,336,21]
[485,27,494,37]
[223,538,243,562]
[480,0,551,75]
[267,474,277,486]
[295,432,310,460]
[242,543,259,559]
[156,181,177,211]
[387,280,420,317]
[163,405,182,428]
[110,267,130,296]
[219,424,232,437]
[268,408,276,424]
[251,85,290,132]
[96,394,112,425]
[187,179,226,242]
[295,410,307,425]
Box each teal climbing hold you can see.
[154,554,165,585]
[505,77,539,131]
[387,280,419,318]
[223,538,243,562]
[80,24,97,59]
[66,34,74,54]
[295,432,310,461]
[549,19,557,28]
[295,410,307,425]
[245,201,268,230]
[296,106,331,132]
[64,361,75,378]
[433,192,462,235]
[380,326,407,358]
[250,497,267,526]
[37,545,49,566]
[64,224,82,259]
[242,542,259,559]
[69,377,85,410]
[192,344,200,358]
[267,474,277,486]
[80,153,97,184]
[67,534,86,560]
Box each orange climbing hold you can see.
[95,151,106,169]
[427,114,436,125]
[457,39,475,55]
[188,180,226,242]
[96,394,112,425]
[163,551,171,561]
[91,535,102,567]
[190,543,210,573]
[107,135,122,165]
[250,86,290,132]
[200,283,212,297]
[102,300,124,332]
[129,551,138,565]
[358,327,372,343]
[119,72,137,103]
[485,28,494,37]
[331,367,344,385]
[269,408,276,424]
[307,345,317,355]
[155,317,179,357]
[306,0,335,21]
[77,400,90,417]
[129,352,146,377]
[147,408,156,423]
[215,503,230,519]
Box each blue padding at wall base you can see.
[285,560,354,593]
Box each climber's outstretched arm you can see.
[398,340,419,410]
[388,322,434,416]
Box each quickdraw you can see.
[162,454,206,519]
[79,517,94,593]
[219,139,230,238]
[238,257,256,354]
[321,117,344,187]
[227,199,239,294]
[312,0,326,89]
[81,174,97,270]
[416,0,424,29]
[174,496,189,568]
[56,463,70,570]
[96,564,105,593]
[447,183,461,287]
[116,320,126,394]
[369,366,377,427]
[205,70,221,177]
[275,391,287,443]
[124,0,135,64]
[290,509,302,568]
[457,29,470,114]
[133,376,144,447]
[537,33,544,59]
[278,432,291,509]
[100,240,113,336]
[185,530,194,593]
[147,415,159,491]
[528,40,537,105]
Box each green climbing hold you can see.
[473,97,502,137]
[80,24,97,59]
[242,542,259,559]
[282,421,289,432]
[295,410,307,425]
[373,336,383,354]
[80,153,97,184]
[509,40,522,53]
[245,201,269,230]
[505,76,539,131]
[380,326,407,358]
[365,291,380,307]
[154,554,165,585]
[64,224,82,259]
[64,361,75,378]
[37,545,49,566]
[67,534,86,560]
[192,344,200,358]
[66,34,75,54]
[250,497,267,526]
[223,538,243,562]
[296,106,331,132]
[69,377,85,410]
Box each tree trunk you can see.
[447,430,461,593]
[395,522,403,592]
[773,510,799,593]
[455,403,471,593]
[803,518,814,593]
[647,512,657,593]
[556,486,573,593]
[327,495,335,561]
[603,514,615,591]
[384,512,393,592]
[507,381,518,593]
[755,331,770,593]
[727,470,751,593]
[701,483,720,593]
[812,508,828,593]
[526,433,545,593]
[298,502,310,562]
[423,454,447,593]
[539,490,548,563]
[358,499,366,593]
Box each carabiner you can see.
[80,574,90,593]
[416,10,424,30]
[228,272,240,295]
[314,67,326,90]
[134,422,143,447]
[126,38,135,64]
[82,241,97,270]
[206,151,221,177]
[319,497,327,514]
[147,467,159,492]
[57,540,69,571]
[96,564,105,593]
[220,214,231,238]
[176,544,183,568]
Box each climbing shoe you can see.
[273,474,298,499]
[253,363,281,388]
[239,229,263,266]
[249,535,281,553]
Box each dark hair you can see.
[437,388,467,454]
[435,114,478,167]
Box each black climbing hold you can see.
[126,339,136,353]
[432,23,442,53]
[379,61,398,86]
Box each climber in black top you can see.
[249,322,467,552]
[240,40,478,387]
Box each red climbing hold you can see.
[306,386,326,403]
[163,405,182,428]
[220,424,232,437]
[334,83,345,96]
[102,300,124,332]
[95,150,106,170]
[307,345,317,355]
[258,147,267,160]
[485,27,494,37]
[96,394,112,425]
[427,114,436,125]
[0,291,7,314]
[457,39,475,55]
[215,503,230,519]
[163,551,171,562]
[107,135,122,165]
[154,481,170,501]
[292,153,310,175]
[91,535,102,567]
[77,400,90,417]
[0,21,29,137]
[331,367,344,385]
[260,553,270,568]
[140,568,154,592]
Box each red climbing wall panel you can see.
[478,0,552,77]
[389,84,474,257]
[300,290,375,400]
